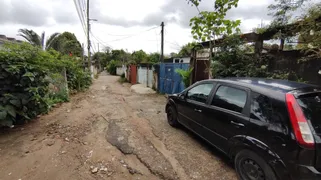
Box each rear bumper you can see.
[271,160,321,180]
[288,164,321,180]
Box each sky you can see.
[0,0,292,54]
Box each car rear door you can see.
[202,83,250,152]
[296,91,321,171]
[177,83,215,135]
[246,92,294,165]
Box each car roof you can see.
[201,77,316,94]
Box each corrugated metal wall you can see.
[147,68,153,88]
[137,66,154,88]
[116,67,125,76]
[137,66,148,85]
[159,63,189,94]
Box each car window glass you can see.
[271,99,289,134]
[186,83,214,103]
[251,92,288,134]
[251,92,273,122]
[297,93,321,134]
[211,86,247,113]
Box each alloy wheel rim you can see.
[240,158,265,180]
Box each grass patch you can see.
[118,77,128,83]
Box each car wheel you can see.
[166,105,179,127]
[235,149,277,180]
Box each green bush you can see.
[0,43,92,126]
[107,60,118,75]
[211,34,304,81]
[175,68,193,87]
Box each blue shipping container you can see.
[159,63,189,94]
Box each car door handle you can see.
[230,121,245,127]
[194,109,202,113]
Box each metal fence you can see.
[159,63,189,94]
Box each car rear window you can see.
[297,93,321,134]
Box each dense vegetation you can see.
[18,29,82,57]
[211,35,304,81]
[184,0,321,81]
[91,48,163,74]
[0,43,91,127]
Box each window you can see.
[251,92,288,133]
[250,92,273,122]
[186,83,214,103]
[297,93,321,134]
[211,86,247,113]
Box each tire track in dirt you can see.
[118,96,190,180]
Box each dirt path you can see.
[0,73,237,180]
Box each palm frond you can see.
[18,29,41,46]
[45,32,60,50]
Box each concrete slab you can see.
[130,84,156,94]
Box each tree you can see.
[283,44,295,50]
[18,29,60,50]
[187,0,241,78]
[54,32,82,57]
[111,49,130,62]
[268,0,308,25]
[296,2,321,58]
[170,52,178,58]
[93,52,111,68]
[268,0,309,50]
[178,42,197,57]
[148,53,161,63]
[132,50,148,63]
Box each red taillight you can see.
[286,93,315,149]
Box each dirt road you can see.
[0,73,237,180]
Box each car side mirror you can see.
[179,93,186,100]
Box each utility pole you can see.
[82,43,85,63]
[42,31,46,51]
[97,43,101,72]
[87,0,91,72]
[160,22,164,62]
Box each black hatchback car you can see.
[165,78,321,180]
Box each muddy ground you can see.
[0,73,237,180]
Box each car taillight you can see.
[286,93,315,149]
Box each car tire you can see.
[166,105,179,127]
[235,149,277,180]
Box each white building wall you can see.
[116,67,124,76]
[173,57,190,63]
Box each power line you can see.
[165,40,182,49]
[82,0,87,17]
[91,40,97,53]
[102,27,161,37]
[106,26,159,42]
[165,29,181,48]
[90,31,112,48]
[165,42,181,51]
[73,0,87,36]
[154,28,160,54]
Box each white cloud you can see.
[0,0,281,54]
